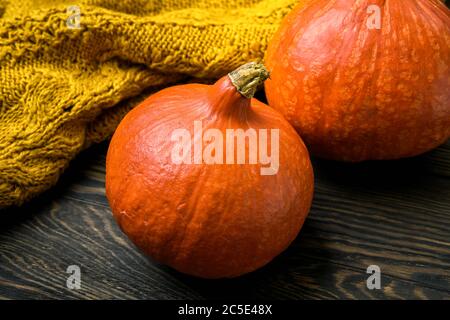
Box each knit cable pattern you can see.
[0,0,305,208]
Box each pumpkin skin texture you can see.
[106,63,314,279]
[265,0,450,161]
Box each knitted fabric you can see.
[0,0,305,208]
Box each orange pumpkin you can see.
[265,0,450,161]
[106,63,314,279]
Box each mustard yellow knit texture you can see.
[0,0,302,208]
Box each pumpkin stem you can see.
[228,62,270,99]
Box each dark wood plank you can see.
[0,139,449,299]
[1,196,449,300]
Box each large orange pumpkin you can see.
[265,0,450,161]
[106,63,314,279]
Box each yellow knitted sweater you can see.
[0,0,303,208]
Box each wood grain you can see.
[0,138,449,300]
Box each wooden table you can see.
[0,137,449,300]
